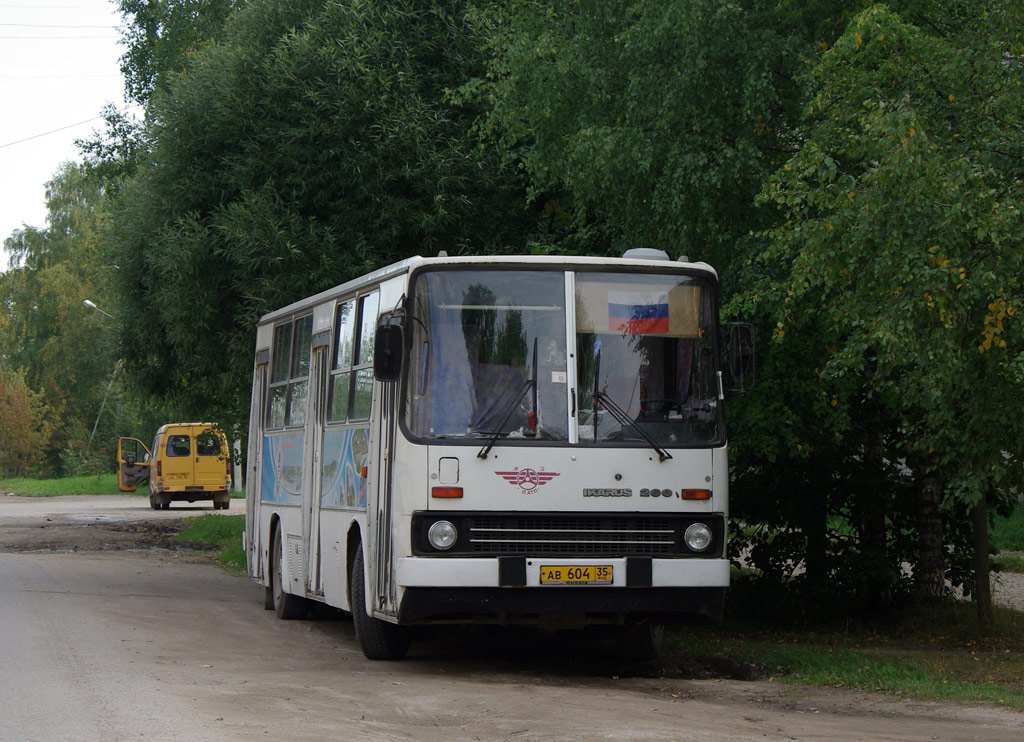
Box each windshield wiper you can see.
[477,338,538,459]
[589,344,671,461]
[593,389,674,463]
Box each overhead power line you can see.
[0,116,105,149]
[0,22,115,29]
[0,106,140,151]
[0,35,117,39]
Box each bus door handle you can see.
[570,388,576,417]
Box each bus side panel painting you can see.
[261,433,304,504]
[320,427,370,510]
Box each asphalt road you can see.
[1,495,1023,741]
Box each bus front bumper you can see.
[394,556,728,624]
[396,555,729,589]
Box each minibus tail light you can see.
[156,460,162,477]
[432,486,463,499]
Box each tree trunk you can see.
[916,454,946,605]
[972,489,993,627]
[803,479,829,598]
[861,418,890,609]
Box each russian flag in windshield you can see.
[608,290,669,333]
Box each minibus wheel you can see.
[271,522,306,619]
[349,548,410,660]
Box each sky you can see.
[1,0,130,269]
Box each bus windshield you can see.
[575,272,722,446]
[405,268,722,446]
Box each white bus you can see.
[244,249,753,660]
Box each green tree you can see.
[756,2,1024,617]
[117,0,241,105]
[104,0,534,431]
[1,164,124,473]
[0,367,55,476]
[470,0,857,267]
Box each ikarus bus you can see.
[244,249,755,660]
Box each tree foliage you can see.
[748,1,1024,607]
[117,0,241,105]
[0,367,55,476]
[469,0,857,267]
[105,0,534,429]
[0,164,122,472]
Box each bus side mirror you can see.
[726,322,756,393]
[374,319,404,382]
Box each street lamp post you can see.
[83,299,119,444]
[82,299,114,319]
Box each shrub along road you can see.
[1,495,1023,741]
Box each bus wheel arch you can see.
[348,538,410,660]
[345,525,362,613]
[269,518,306,619]
[262,514,281,610]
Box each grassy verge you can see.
[0,474,245,498]
[994,553,1024,574]
[174,514,246,572]
[0,473,124,496]
[668,602,1024,709]
[993,505,1024,552]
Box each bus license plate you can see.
[539,565,613,585]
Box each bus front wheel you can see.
[617,619,663,661]
[349,548,410,660]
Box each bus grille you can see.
[412,513,724,557]
[468,516,676,555]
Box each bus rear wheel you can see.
[271,523,307,620]
[349,548,410,660]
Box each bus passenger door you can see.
[373,377,399,616]
[245,354,268,579]
[303,341,329,596]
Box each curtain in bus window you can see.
[424,314,475,435]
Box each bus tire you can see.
[616,620,663,662]
[349,548,410,660]
[271,523,306,620]
[149,496,160,510]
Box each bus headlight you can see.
[684,523,713,552]
[427,520,458,551]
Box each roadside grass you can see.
[668,602,1024,710]
[994,553,1024,574]
[0,473,124,496]
[992,505,1024,552]
[0,474,245,499]
[174,514,246,572]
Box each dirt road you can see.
[1,495,1023,742]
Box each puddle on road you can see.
[66,514,131,523]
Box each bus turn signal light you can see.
[681,489,711,500]
[432,486,463,499]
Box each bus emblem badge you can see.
[496,468,559,495]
